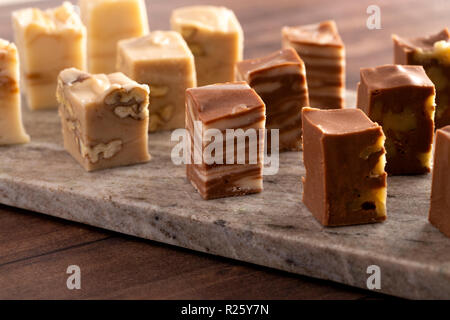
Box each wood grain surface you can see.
[0,0,448,300]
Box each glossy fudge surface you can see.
[429,126,450,238]
[236,48,308,151]
[393,28,450,128]
[186,82,265,200]
[302,107,387,227]
[56,68,150,172]
[357,65,435,175]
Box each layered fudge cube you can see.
[429,126,450,237]
[357,65,435,175]
[186,82,265,200]
[0,39,29,145]
[302,107,387,227]
[282,20,345,109]
[79,0,149,74]
[56,68,151,171]
[171,6,244,86]
[393,28,450,128]
[117,31,196,132]
[236,48,309,152]
[12,2,86,110]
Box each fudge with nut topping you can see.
[56,68,150,171]
[12,2,86,110]
[282,20,345,109]
[357,65,435,175]
[171,6,243,86]
[236,48,309,152]
[0,39,29,145]
[117,31,196,132]
[393,28,450,128]
[79,0,149,74]
[302,107,387,227]
[186,82,265,200]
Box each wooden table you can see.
[0,0,448,299]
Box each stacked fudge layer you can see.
[236,48,309,151]
[393,28,450,128]
[282,20,345,109]
[186,82,265,200]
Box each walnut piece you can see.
[80,139,123,163]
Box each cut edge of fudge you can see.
[282,20,344,48]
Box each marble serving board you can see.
[1,91,450,300]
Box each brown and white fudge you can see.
[79,0,149,74]
[282,20,345,109]
[56,68,150,172]
[393,28,450,128]
[236,48,309,151]
[171,6,243,86]
[186,82,265,200]
[429,125,450,237]
[357,65,435,175]
[12,2,86,110]
[302,107,387,227]
[0,39,29,145]
[117,31,196,132]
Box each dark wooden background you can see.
[0,0,448,299]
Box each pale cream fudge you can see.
[56,68,151,172]
[171,6,244,86]
[79,0,149,74]
[117,31,196,132]
[12,2,86,110]
[0,39,29,145]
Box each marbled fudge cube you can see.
[12,2,86,110]
[302,107,387,227]
[56,68,150,171]
[393,28,450,128]
[171,6,243,86]
[186,82,265,200]
[79,0,149,74]
[117,31,196,132]
[0,39,29,145]
[236,48,309,151]
[357,65,435,175]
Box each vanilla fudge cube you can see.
[79,0,149,74]
[12,2,86,110]
[186,82,265,200]
[171,6,243,86]
[56,68,150,171]
[117,31,196,132]
[302,107,387,227]
[236,48,309,151]
[0,39,29,145]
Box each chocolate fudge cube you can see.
[236,48,309,152]
[429,126,450,237]
[56,68,151,171]
[282,20,345,109]
[186,82,265,200]
[357,65,435,175]
[393,28,450,128]
[302,107,387,227]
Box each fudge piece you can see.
[0,39,29,145]
[282,20,345,109]
[186,82,265,200]
[393,29,450,128]
[117,31,196,132]
[357,65,435,175]
[302,107,387,227]
[79,0,149,74]
[56,68,150,172]
[236,48,309,151]
[171,6,244,86]
[12,2,86,110]
[429,126,450,237]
